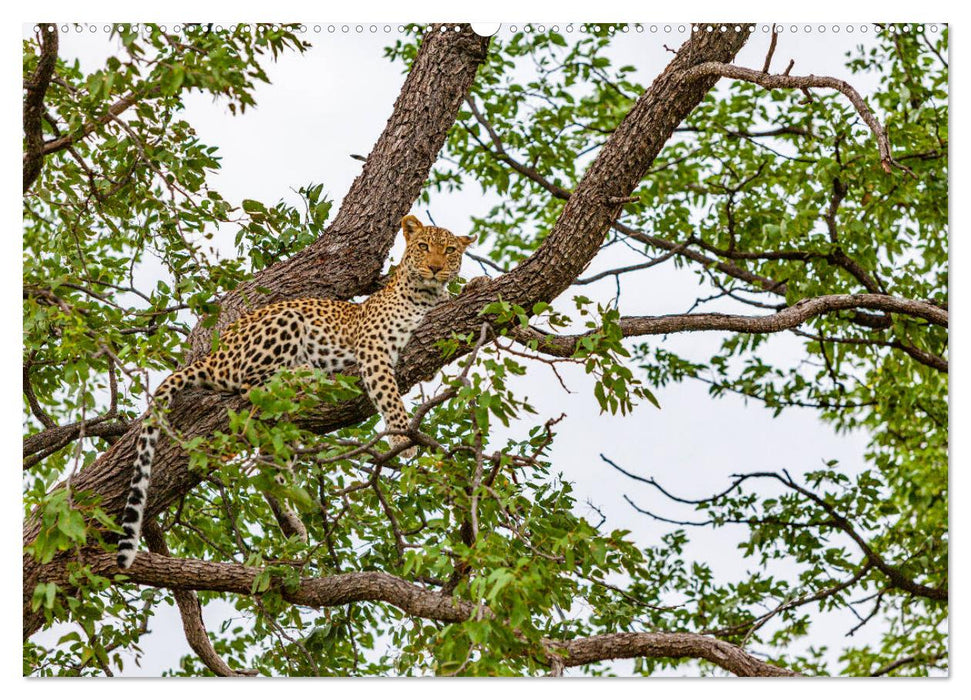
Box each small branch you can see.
[34,89,156,159]
[23,358,56,429]
[771,472,948,602]
[791,328,947,374]
[846,588,886,637]
[574,246,684,285]
[762,26,779,74]
[706,563,873,639]
[464,96,573,200]
[465,251,507,276]
[890,339,948,373]
[870,652,946,677]
[614,221,789,296]
[615,461,948,604]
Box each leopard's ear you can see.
[457,234,476,249]
[401,215,424,242]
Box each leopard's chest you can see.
[384,302,431,361]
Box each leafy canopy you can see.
[24,24,947,677]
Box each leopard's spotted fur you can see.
[117,215,476,568]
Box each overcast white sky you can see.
[18,17,952,682]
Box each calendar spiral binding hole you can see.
[34,23,944,37]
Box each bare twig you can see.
[574,245,685,285]
[762,26,779,73]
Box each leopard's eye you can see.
[445,246,456,254]
[418,242,429,251]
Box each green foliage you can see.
[24,24,947,678]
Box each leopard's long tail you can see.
[116,363,211,568]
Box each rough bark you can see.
[23,24,753,639]
[23,418,133,468]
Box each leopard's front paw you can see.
[390,435,418,459]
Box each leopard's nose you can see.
[428,263,443,274]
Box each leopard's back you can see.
[223,297,362,379]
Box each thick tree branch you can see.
[507,293,948,358]
[23,23,59,193]
[547,632,798,676]
[47,552,476,623]
[23,418,134,469]
[38,551,795,676]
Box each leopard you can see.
[116,214,478,569]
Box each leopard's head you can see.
[398,215,475,285]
